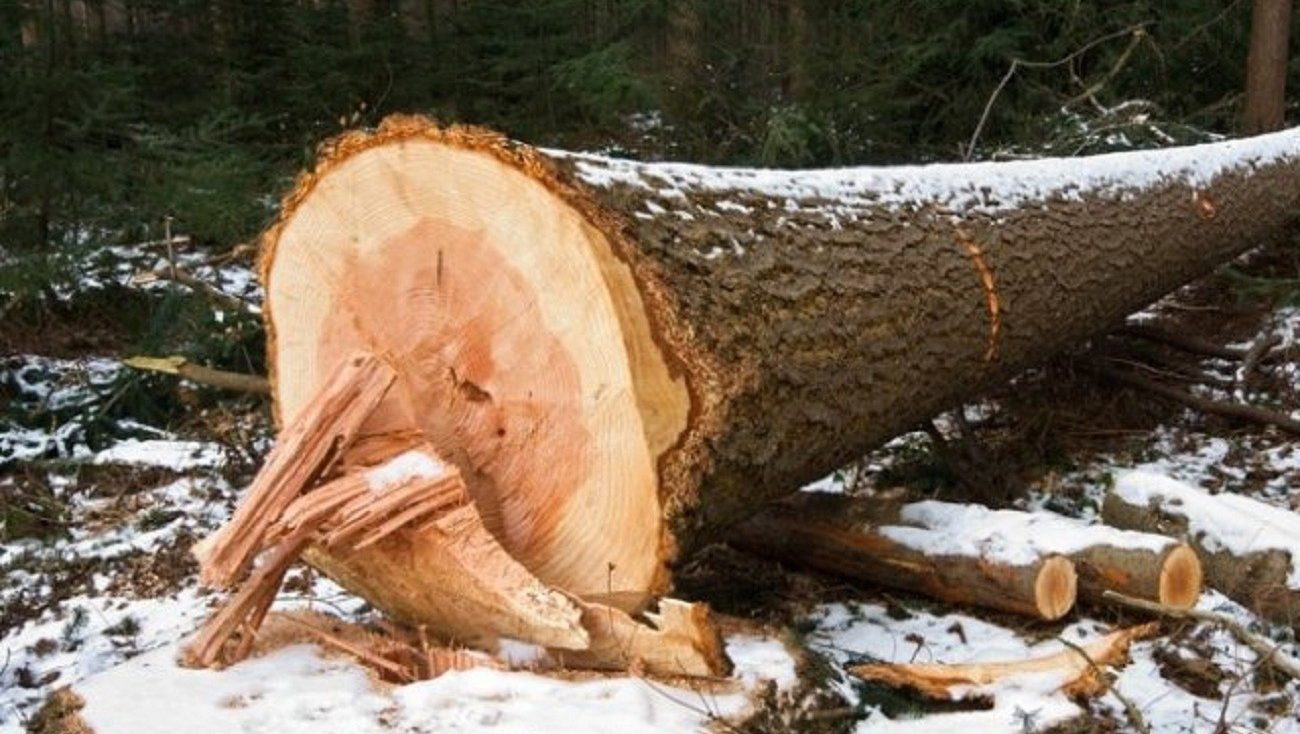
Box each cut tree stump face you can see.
[265,140,689,610]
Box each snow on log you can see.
[732,494,1077,619]
[733,493,1201,616]
[260,115,1300,635]
[852,623,1158,701]
[1104,470,1300,626]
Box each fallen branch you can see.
[1118,323,1271,363]
[1092,362,1300,434]
[123,355,270,394]
[1102,590,1300,681]
[132,265,254,314]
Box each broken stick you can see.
[851,623,1159,700]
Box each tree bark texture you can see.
[1241,0,1294,134]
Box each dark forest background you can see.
[1,1,1296,268]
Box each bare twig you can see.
[1092,362,1300,435]
[132,266,254,314]
[965,22,1152,159]
[1063,29,1148,110]
[1103,590,1300,680]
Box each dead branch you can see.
[1092,362,1300,434]
[123,355,270,394]
[132,265,254,314]
[965,22,1152,159]
[1103,590,1300,681]
[1239,330,1281,387]
[1118,323,1256,362]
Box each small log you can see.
[852,623,1159,700]
[194,351,396,588]
[732,494,1078,620]
[1103,471,1300,626]
[734,493,1202,616]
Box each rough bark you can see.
[260,116,1300,631]
[1103,474,1300,626]
[734,493,1201,616]
[1241,0,1294,134]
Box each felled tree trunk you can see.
[732,493,1201,618]
[260,115,1300,632]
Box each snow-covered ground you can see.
[6,241,1300,732]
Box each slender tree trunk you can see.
[1241,0,1294,134]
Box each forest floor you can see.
[3,239,1300,733]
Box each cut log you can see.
[734,493,1075,619]
[733,493,1201,615]
[852,623,1158,700]
[1103,470,1300,626]
[195,351,396,588]
[260,115,1300,625]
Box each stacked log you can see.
[1104,470,1300,626]
[733,493,1202,619]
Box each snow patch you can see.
[364,449,447,492]
[560,126,1300,216]
[73,641,758,734]
[93,439,227,471]
[878,499,1174,566]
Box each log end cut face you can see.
[1036,555,1078,621]
[263,130,689,611]
[1159,544,1203,609]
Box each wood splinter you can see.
[852,623,1159,701]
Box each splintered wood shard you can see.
[306,498,590,651]
[184,530,311,668]
[195,351,396,588]
[556,598,730,678]
[851,623,1159,701]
